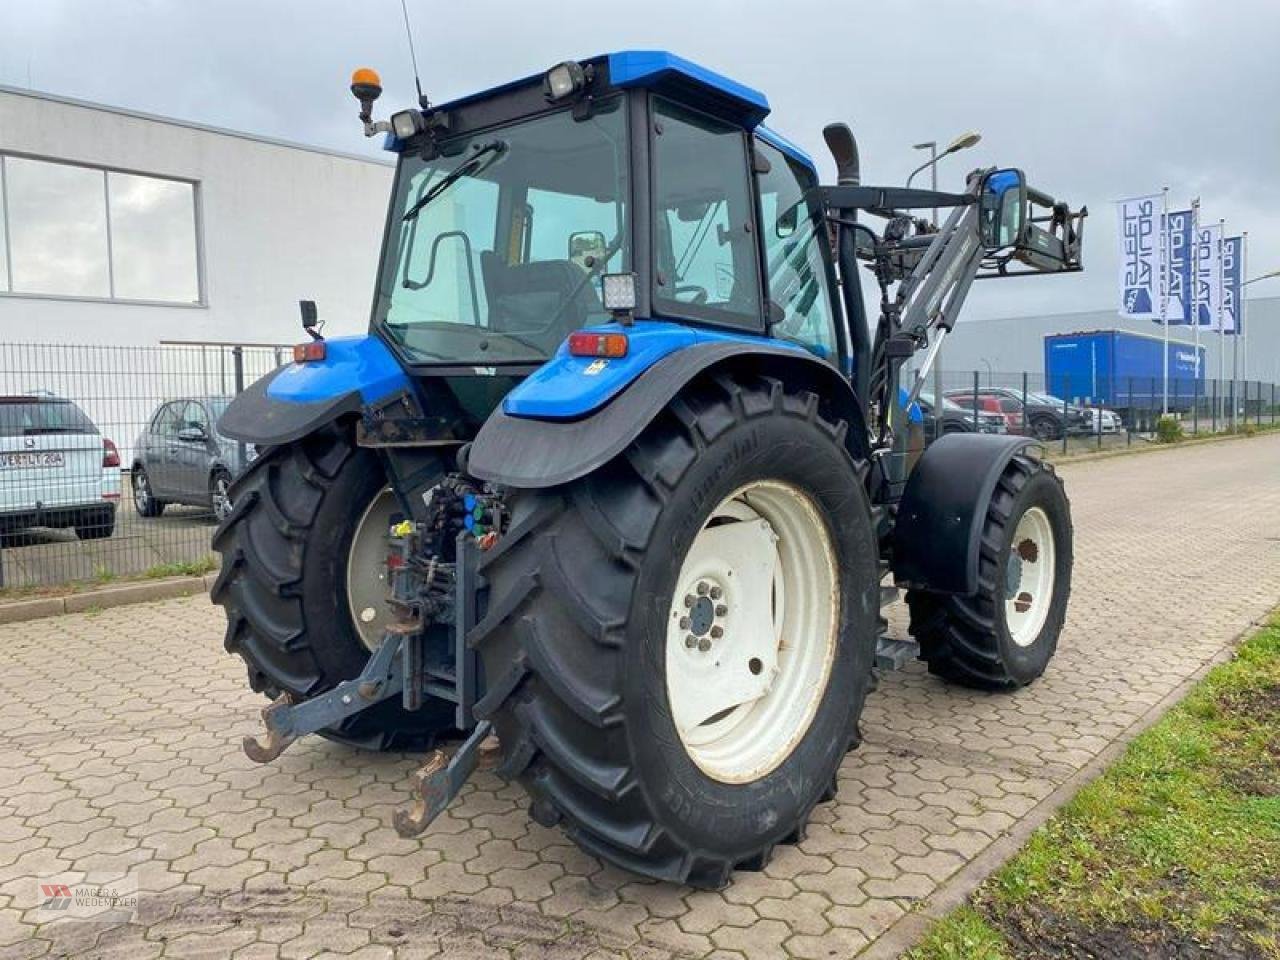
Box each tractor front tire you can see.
[906,454,1072,689]
[470,374,879,888]
[211,424,454,751]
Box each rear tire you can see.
[211,424,454,751]
[132,467,165,518]
[906,454,1072,689]
[470,373,878,887]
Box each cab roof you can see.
[425,50,815,173]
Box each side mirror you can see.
[979,168,1027,250]
[177,425,207,443]
[568,230,607,268]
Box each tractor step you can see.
[874,637,920,672]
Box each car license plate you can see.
[0,451,65,469]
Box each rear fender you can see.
[218,336,411,447]
[892,433,1036,595]
[466,339,868,489]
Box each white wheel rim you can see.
[346,487,398,651]
[1004,506,1055,647]
[664,480,838,784]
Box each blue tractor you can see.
[215,52,1086,888]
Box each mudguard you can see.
[892,433,1036,596]
[466,339,867,489]
[218,336,411,446]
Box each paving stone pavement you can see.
[2,435,1279,960]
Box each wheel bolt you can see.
[697,637,712,652]
[683,594,695,608]
[710,626,723,639]
[696,581,709,596]
[685,634,698,649]
[679,617,690,630]
[715,604,728,617]
[710,585,723,600]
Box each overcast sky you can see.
[3,0,1277,322]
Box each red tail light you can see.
[568,331,628,359]
[102,438,121,468]
[293,341,327,363]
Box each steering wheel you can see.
[675,284,709,305]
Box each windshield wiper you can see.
[402,140,507,223]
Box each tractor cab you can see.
[361,52,839,381]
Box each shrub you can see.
[1156,415,1183,444]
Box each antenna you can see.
[398,0,428,109]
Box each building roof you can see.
[0,83,393,168]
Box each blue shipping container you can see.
[1044,330,1205,411]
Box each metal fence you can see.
[919,367,1280,450]
[1,341,1277,592]
[0,341,287,590]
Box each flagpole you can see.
[1236,231,1246,417]
[1191,199,1201,390]
[1160,187,1170,415]
[1218,218,1227,428]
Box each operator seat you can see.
[479,252,601,347]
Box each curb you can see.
[856,620,1258,960]
[1050,425,1278,466]
[0,573,214,624]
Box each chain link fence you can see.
[1,342,1276,592]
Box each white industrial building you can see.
[0,84,393,347]
[939,297,1279,386]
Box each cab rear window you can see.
[0,399,98,436]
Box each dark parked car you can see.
[916,391,1006,436]
[945,387,1090,440]
[131,396,251,521]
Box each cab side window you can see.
[651,98,761,327]
[755,141,838,360]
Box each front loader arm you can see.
[819,168,1087,465]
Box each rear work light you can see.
[568,331,628,359]
[102,438,120,468]
[293,341,327,363]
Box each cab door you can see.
[649,97,763,330]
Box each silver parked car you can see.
[131,396,252,522]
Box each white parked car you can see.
[1085,406,1124,434]
[0,393,121,540]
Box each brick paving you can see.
[2,435,1279,959]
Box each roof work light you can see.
[390,110,424,140]
[544,61,586,101]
